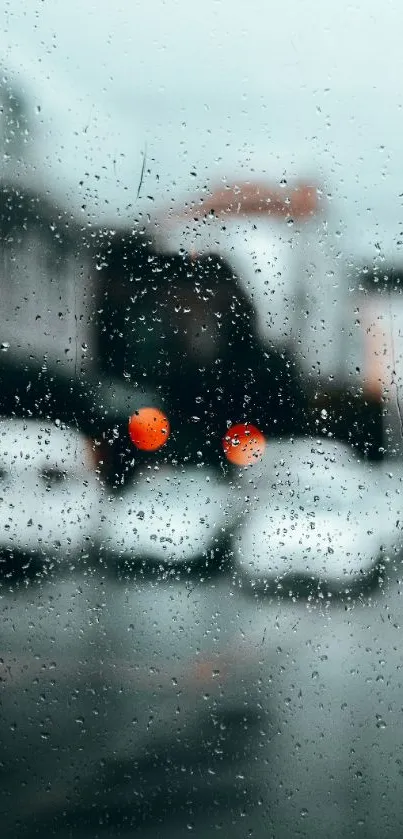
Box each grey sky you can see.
[1,0,403,260]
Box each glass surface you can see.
[1,3,403,836]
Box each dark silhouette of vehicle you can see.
[96,236,309,483]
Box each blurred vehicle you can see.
[0,356,268,839]
[154,178,386,461]
[94,230,388,587]
[95,236,309,475]
[100,464,234,566]
[233,437,403,596]
[95,235,311,570]
[0,417,99,568]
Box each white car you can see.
[234,438,403,593]
[100,464,242,566]
[0,417,100,563]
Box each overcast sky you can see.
[1,0,403,259]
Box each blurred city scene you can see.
[1,2,403,837]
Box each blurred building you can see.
[0,75,30,166]
[0,73,96,371]
[0,182,96,370]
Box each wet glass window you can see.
[1,3,403,838]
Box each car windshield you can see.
[2,4,403,838]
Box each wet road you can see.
[1,563,403,838]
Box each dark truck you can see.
[94,232,308,479]
[95,229,385,485]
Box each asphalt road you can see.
[240,572,403,838]
[1,563,403,838]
